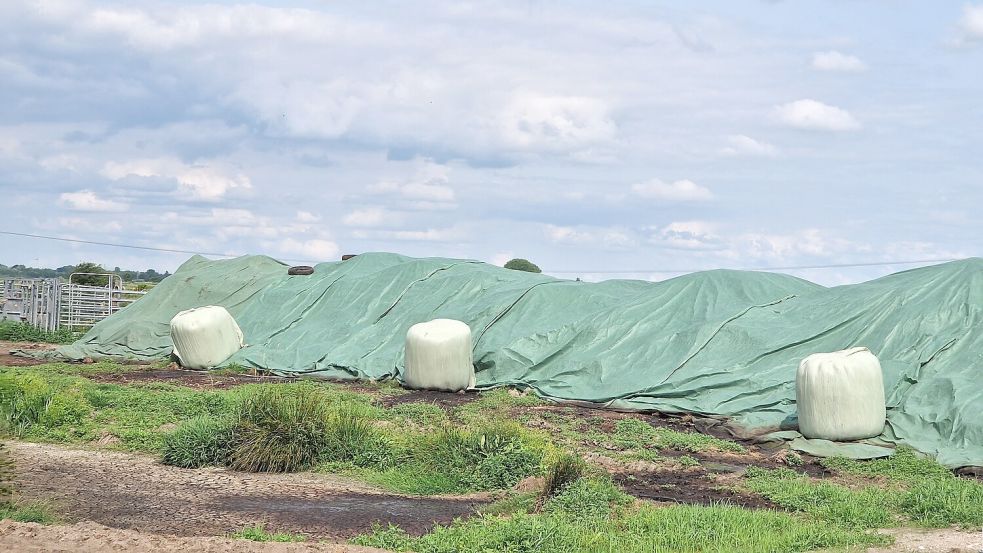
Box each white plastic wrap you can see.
[402,319,475,392]
[796,347,886,441]
[169,306,244,370]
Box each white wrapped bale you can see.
[169,306,244,370]
[796,347,886,441]
[403,319,475,392]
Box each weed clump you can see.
[539,453,585,505]
[226,385,336,473]
[426,423,541,491]
[161,415,233,468]
[542,477,629,519]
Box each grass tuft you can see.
[161,415,233,468]
[539,452,585,504]
[227,385,335,473]
[230,524,306,542]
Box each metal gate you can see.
[0,278,62,331]
[59,273,145,332]
[0,274,146,332]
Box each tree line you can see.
[0,262,170,284]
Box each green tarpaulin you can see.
[48,253,983,468]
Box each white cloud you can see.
[546,224,594,244]
[545,224,636,249]
[342,207,399,227]
[811,51,866,72]
[58,217,123,233]
[367,159,456,209]
[490,252,514,266]
[101,158,252,201]
[353,227,464,242]
[774,99,860,131]
[498,93,616,153]
[275,238,339,261]
[296,211,320,223]
[58,189,127,212]
[960,4,983,39]
[631,179,713,201]
[720,135,778,157]
[649,221,724,251]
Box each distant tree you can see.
[71,262,110,286]
[504,258,542,273]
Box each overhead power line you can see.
[0,229,966,274]
[0,230,311,264]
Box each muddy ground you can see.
[87,367,291,389]
[8,442,487,541]
[0,340,56,367]
[0,520,386,553]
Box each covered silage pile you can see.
[52,253,983,468]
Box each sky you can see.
[1,0,981,285]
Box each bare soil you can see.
[612,468,778,509]
[86,367,291,389]
[0,340,56,367]
[7,441,488,541]
[0,520,386,553]
[866,527,983,553]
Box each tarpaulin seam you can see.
[375,261,483,323]
[653,294,799,387]
[472,280,559,353]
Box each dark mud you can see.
[9,442,486,540]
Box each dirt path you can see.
[866,527,983,553]
[0,340,56,366]
[8,441,487,541]
[0,520,386,553]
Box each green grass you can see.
[390,401,448,425]
[0,321,76,344]
[227,385,338,472]
[230,524,306,542]
[353,422,548,495]
[540,452,586,503]
[821,446,983,527]
[161,415,233,468]
[352,501,886,553]
[0,499,57,524]
[743,467,896,529]
[453,388,544,424]
[4,359,978,549]
[900,476,983,527]
[613,418,746,454]
[743,463,983,529]
[821,446,952,482]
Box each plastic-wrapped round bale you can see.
[169,306,244,370]
[402,319,475,392]
[796,347,886,441]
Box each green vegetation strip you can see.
[3,361,981,552]
[0,321,76,345]
[353,479,884,553]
